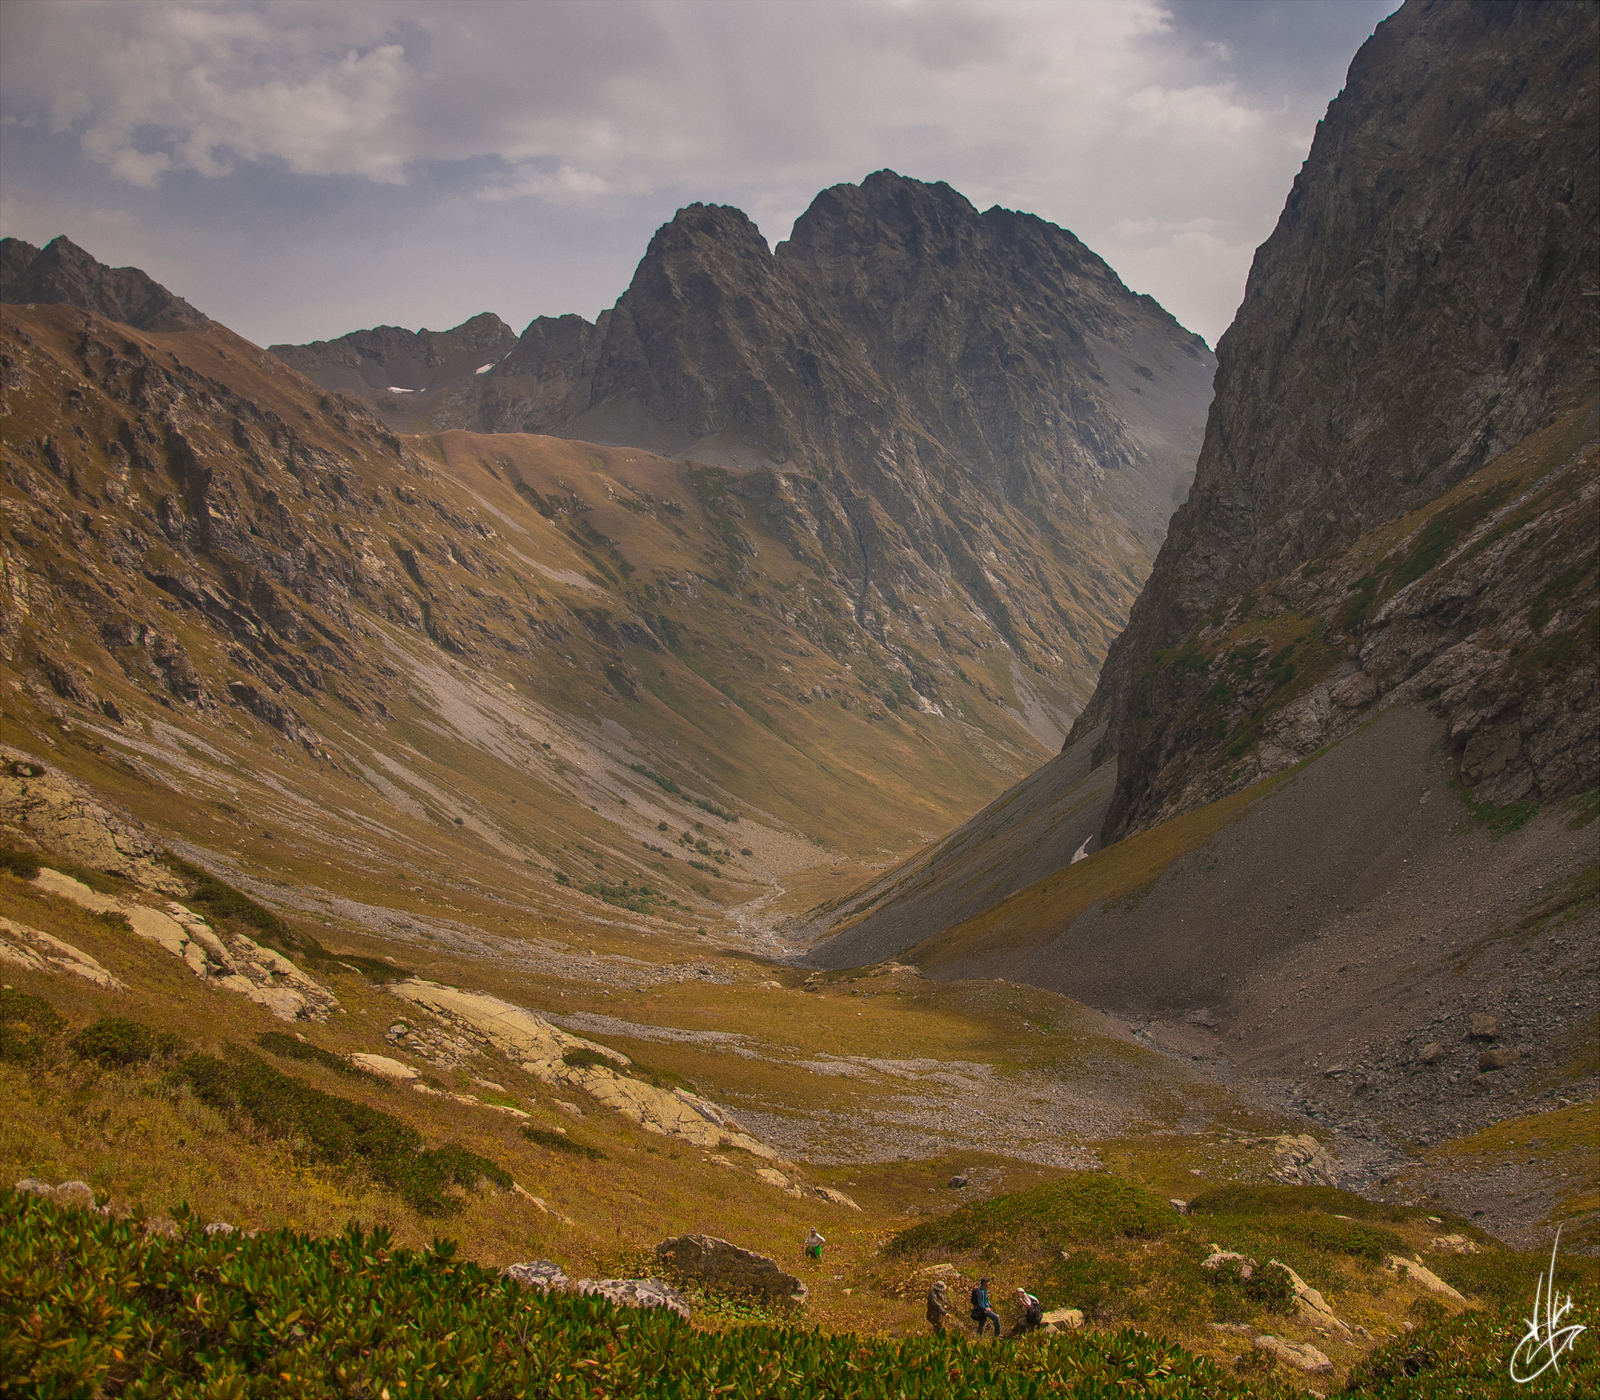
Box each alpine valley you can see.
[2,1,1596,1395]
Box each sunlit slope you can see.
[0,299,1112,944]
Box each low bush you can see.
[173,1048,508,1215]
[561,1046,620,1071]
[0,843,42,879]
[887,1172,1178,1259]
[2,1194,1297,1399]
[255,1031,366,1077]
[521,1125,606,1161]
[1188,1182,1415,1224]
[1342,1284,1600,1396]
[73,1018,184,1068]
[0,988,64,1064]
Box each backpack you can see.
[970,1287,986,1320]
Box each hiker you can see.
[1010,1286,1044,1335]
[970,1277,1001,1337]
[926,1278,949,1335]
[803,1227,826,1263]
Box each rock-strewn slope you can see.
[1077,0,1598,841]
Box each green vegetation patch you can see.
[0,988,65,1065]
[3,1195,1293,1399]
[1344,1280,1599,1396]
[520,1125,606,1161]
[1386,478,1523,595]
[887,1172,1178,1259]
[255,1031,369,1078]
[73,1017,185,1068]
[0,843,42,880]
[581,879,664,914]
[175,1046,508,1215]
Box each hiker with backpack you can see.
[1010,1286,1044,1335]
[970,1277,1001,1337]
[926,1278,949,1334]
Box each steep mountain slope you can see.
[802,7,1599,1237]
[2,252,1125,965]
[811,0,1597,967]
[278,173,1217,734]
[0,235,207,332]
[1080,0,1598,842]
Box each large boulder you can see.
[654,1234,808,1306]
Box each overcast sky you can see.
[0,0,1400,349]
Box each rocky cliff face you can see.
[1075,0,1598,841]
[810,0,1598,972]
[0,236,207,332]
[276,174,1216,723]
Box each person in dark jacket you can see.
[926,1279,949,1334]
[970,1278,1001,1337]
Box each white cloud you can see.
[0,0,1397,342]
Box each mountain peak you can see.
[0,235,207,331]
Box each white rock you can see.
[1254,1335,1333,1374]
[0,918,125,989]
[1386,1255,1467,1304]
[349,1053,418,1081]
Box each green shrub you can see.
[887,1172,1178,1258]
[255,1031,365,1077]
[521,1125,606,1161]
[173,1049,505,1216]
[0,844,42,880]
[0,989,64,1064]
[1188,1182,1415,1224]
[1,1194,1297,1399]
[1342,1284,1600,1396]
[73,1018,184,1068]
[561,1047,620,1071]
[1200,1257,1295,1314]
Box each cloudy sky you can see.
[0,0,1399,349]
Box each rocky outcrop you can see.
[654,1233,808,1306]
[1271,1134,1340,1188]
[389,981,778,1158]
[0,917,125,989]
[1,748,186,893]
[31,867,336,1021]
[1072,0,1598,842]
[1385,1255,1468,1305]
[1253,1335,1333,1376]
[1,236,206,331]
[504,1259,692,1319]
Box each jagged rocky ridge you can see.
[276,172,1217,703]
[270,314,517,401]
[1,236,207,333]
